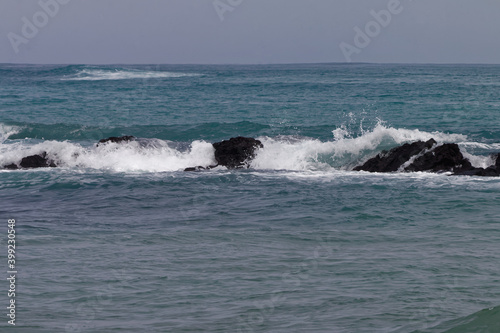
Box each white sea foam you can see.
[0,140,216,172]
[459,142,500,150]
[251,124,468,171]
[63,69,202,81]
[1,123,497,174]
[461,151,496,169]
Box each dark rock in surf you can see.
[2,152,58,170]
[212,137,263,169]
[353,139,436,172]
[97,136,135,146]
[184,166,205,172]
[453,153,500,177]
[2,152,56,170]
[20,152,57,168]
[405,143,471,173]
[3,163,19,170]
[453,166,500,177]
[353,139,500,177]
[184,165,218,172]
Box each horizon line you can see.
[2,61,500,66]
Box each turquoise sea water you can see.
[1,64,500,332]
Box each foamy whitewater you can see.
[1,122,496,173]
[1,64,500,333]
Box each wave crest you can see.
[62,69,202,81]
[1,122,498,173]
[251,124,469,171]
[0,124,21,144]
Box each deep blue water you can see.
[1,64,500,332]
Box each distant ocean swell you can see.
[0,64,204,81]
[61,68,203,81]
[2,121,273,142]
[1,121,498,173]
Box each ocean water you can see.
[1,63,500,332]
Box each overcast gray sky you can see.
[1,0,499,64]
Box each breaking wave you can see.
[0,122,498,173]
[0,124,21,144]
[252,123,469,171]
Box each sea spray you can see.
[0,124,21,144]
[1,122,497,173]
[251,123,469,171]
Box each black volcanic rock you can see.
[19,152,56,169]
[354,139,436,172]
[3,163,19,170]
[2,152,56,170]
[353,139,500,177]
[212,137,263,169]
[184,166,205,172]
[184,165,218,172]
[97,136,135,146]
[453,153,500,177]
[454,167,500,177]
[405,143,471,173]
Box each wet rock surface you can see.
[405,143,471,173]
[354,139,500,177]
[2,152,57,170]
[353,139,436,172]
[212,137,264,169]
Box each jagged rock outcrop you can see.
[97,136,135,146]
[354,139,436,172]
[3,163,19,170]
[2,152,57,170]
[454,166,500,177]
[405,143,471,172]
[212,137,263,169]
[353,139,500,177]
[453,153,500,176]
[184,136,264,171]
